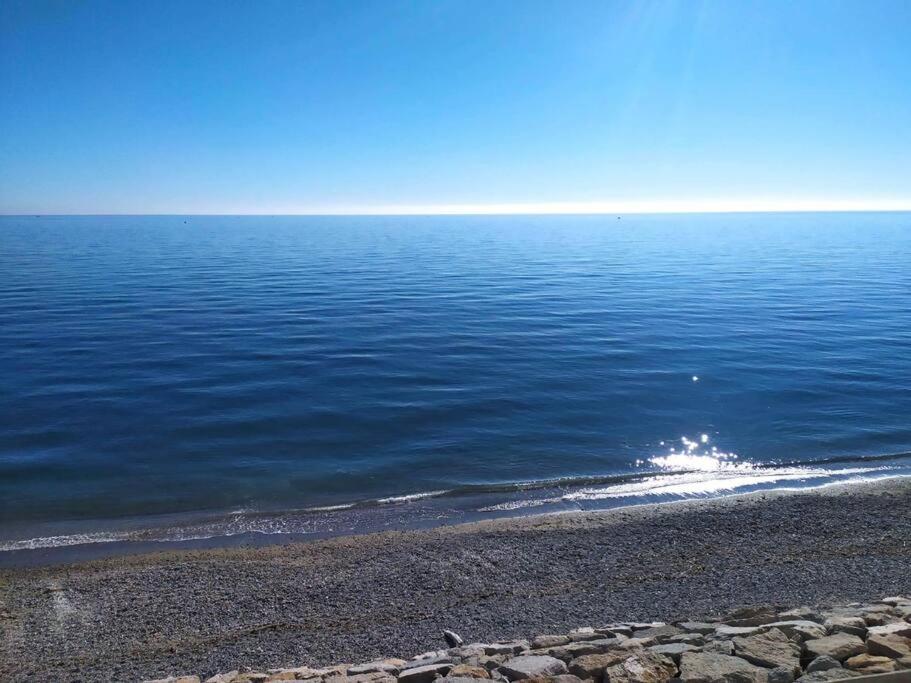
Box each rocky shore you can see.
[146,598,911,683]
[2,478,910,682]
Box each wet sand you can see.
[1,478,910,682]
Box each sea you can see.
[2,212,910,564]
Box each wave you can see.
[2,448,911,555]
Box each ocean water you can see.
[2,212,911,559]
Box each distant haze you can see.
[1,0,909,215]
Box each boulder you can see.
[767,668,793,683]
[636,626,683,644]
[703,640,735,656]
[733,629,801,673]
[570,628,603,642]
[648,644,701,663]
[350,661,408,676]
[822,618,866,639]
[206,674,240,683]
[602,651,676,683]
[677,651,768,683]
[397,663,454,683]
[523,677,584,683]
[843,654,898,674]
[545,639,625,661]
[499,656,568,681]
[866,633,911,659]
[805,657,841,674]
[144,678,201,683]
[794,670,859,682]
[679,622,718,636]
[802,634,865,662]
[778,608,823,624]
[724,607,778,628]
[626,623,666,631]
[715,626,762,639]
[868,622,911,638]
[447,666,491,679]
[533,636,571,650]
[670,634,707,646]
[568,652,632,681]
[758,622,826,643]
[445,631,465,648]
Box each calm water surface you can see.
[1,213,910,554]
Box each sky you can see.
[1,0,910,215]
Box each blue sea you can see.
[2,213,911,561]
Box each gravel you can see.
[1,478,909,683]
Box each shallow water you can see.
[2,212,910,554]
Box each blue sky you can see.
[1,0,909,214]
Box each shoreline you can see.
[2,478,910,681]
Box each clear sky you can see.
[1,0,909,215]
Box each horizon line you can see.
[3,199,911,217]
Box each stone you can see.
[778,609,822,623]
[724,606,778,628]
[349,675,396,683]
[843,654,898,674]
[767,668,793,683]
[144,678,201,683]
[498,656,569,681]
[679,622,718,636]
[206,674,240,683]
[648,643,700,662]
[637,626,683,644]
[448,665,491,679]
[402,657,453,671]
[802,634,865,662]
[524,677,584,683]
[794,670,859,682]
[619,638,657,650]
[602,626,635,638]
[703,640,735,656]
[568,652,633,681]
[397,663,454,683]
[822,618,866,639]
[867,633,911,659]
[805,657,841,674]
[350,661,408,676]
[868,622,911,638]
[602,651,676,683]
[545,639,625,661]
[880,597,910,606]
[533,636,571,649]
[715,626,762,638]
[898,656,911,670]
[445,631,466,648]
[626,623,667,631]
[758,622,827,643]
[570,628,603,642]
[670,634,707,646]
[733,629,801,673]
[677,651,769,683]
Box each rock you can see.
[703,640,735,656]
[637,626,683,644]
[626,623,667,631]
[822,618,866,639]
[778,608,822,623]
[868,622,911,638]
[447,665,491,679]
[679,622,717,636]
[767,667,794,683]
[570,628,603,642]
[545,639,625,661]
[446,631,466,648]
[758,622,826,643]
[843,654,898,674]
[648,643,700,662]
[498,656,568,681]
[206,674,240,683]
[619,638,657,650]
[805,657,841,674]
[397,663,454,683]
[794,670,859,682]
[802,634,865,662]
[879,597,910,607]
[533,636,571,649]
[568,652,633,681]
[349,675,396,683]
[677,651,769,683]
[524,677,584,683]
[724,606,778,628]
[350,661,409,676]
[733,629,801,673]
[898,656,911,670]
[602,651,676,683]
[866,633,911,658]
[602,626,635,638]
[670,634,707,646]
[144,678,201,683]
[402,656,453,671]
[715,626,762,638]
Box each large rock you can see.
[636,626,683,644]
[545,639,625,662]
[206,674,240,683]
[724,607,778,628]
[802,634,865,662]
[533,636,571,649]
[843,654,898,674]
[716,626,762,639]
[822,617,866,638]
[602,651,676,683]
[648,643,701,662]
[868,622,911,638]
[677,652,768,683]
[568,652,632,681]
[447,665,490,679]
[523,676,584,683]
[805,657,841,674]
[144,678,201,683]
[397,663,454,683]
[350,661,408,676]
[866,633,911,658]
[679,622,718,636]
[767,668,794,683]
[499,656,568,681]
[758,622,826,643]
[795,670,859,682]
[733,629,801,673]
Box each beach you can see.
[1,478,909,682]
